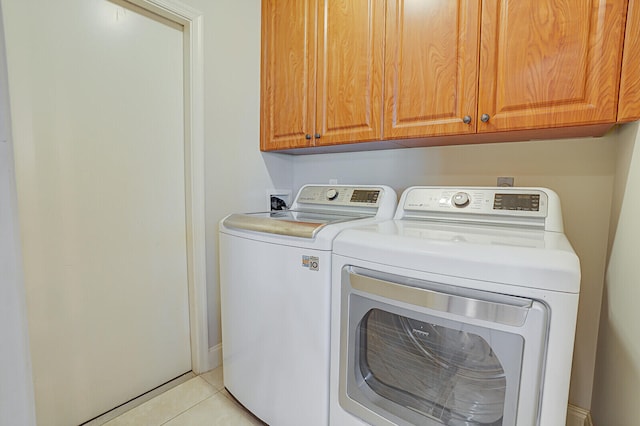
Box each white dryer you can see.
[219,184,397,426]
[330,187,580,426]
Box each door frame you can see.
[121,0,208,373]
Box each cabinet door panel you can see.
[261,0,316,150]
[315,0,384,145]
[384,0,480,139]
[478,0,626,132]
[618,0,640,122]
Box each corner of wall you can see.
[590,121,640,426]
[567,405,594,426]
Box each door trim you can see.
[122,0,208,373]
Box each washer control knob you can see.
[326,188,339,200]
[452,192,470,208]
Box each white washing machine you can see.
[219,184,397,426]
[330,187,581,426]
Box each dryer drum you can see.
[359,309,506,425]
[399,317,506,378]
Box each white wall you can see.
[0,3,36,424]
[293,135,617,409]
[591,122,640,425]
[186,0,293,358]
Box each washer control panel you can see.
[296,185,382,207]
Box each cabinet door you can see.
[315,0,384,146]
[261,0,316,150]
[618,0,640,122]
[383,1,481,139]
[478,0,626,133]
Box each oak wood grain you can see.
[314,0,384,145]
[618,0,640,122]
[261,0,316,150]
[383,0,481,139]
[262,0,629,153]
[477,0,626,132]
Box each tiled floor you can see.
[103,367,266,426]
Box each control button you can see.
[326,189,338,200]
[452,192,470,208]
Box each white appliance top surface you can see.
[333,220,580,293]
[334,186,579,293]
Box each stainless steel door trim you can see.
[348,269,532,327]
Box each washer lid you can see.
[223,210,366,239]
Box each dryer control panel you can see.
[397,187,564,232]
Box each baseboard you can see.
[567,404,594,426]
[206,343,222,372]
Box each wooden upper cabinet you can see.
[315,0,384,146]
[618,0,640,122]
[261,0,316,150]
[384,1,481,139]
[477,0,627,133]
[262,0,631,152]
[261,0,384,151]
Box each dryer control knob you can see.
[326,189,339,200]
[452,192,470,208]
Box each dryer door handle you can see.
[348,268,533,327]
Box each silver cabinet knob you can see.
[314,133,321,139]
[463,115,472,124]
[305,134,312,140]
[480,114,490,123]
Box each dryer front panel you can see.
[337,267,550,426]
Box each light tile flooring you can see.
[103,367,266,426]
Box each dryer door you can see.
[338,267,549,426]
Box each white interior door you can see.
[2,0,192,424]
